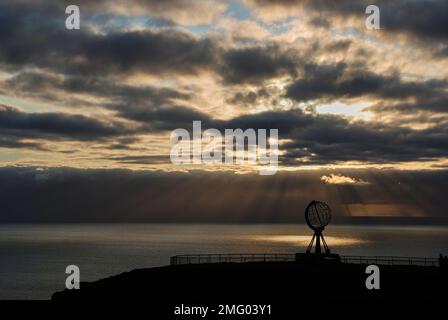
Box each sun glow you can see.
[316,101,372,120]
[250,235,368,247]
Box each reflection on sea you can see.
[249,235,368,247]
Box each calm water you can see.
[0,224,447,299]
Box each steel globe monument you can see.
[305,200,332,255]
[295,200,340,263]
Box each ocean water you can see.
[0,224,447,299]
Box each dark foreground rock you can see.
[52,262,447,301]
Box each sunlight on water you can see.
[250,235,368,246]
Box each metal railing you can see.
[170,253,295,265]
[341,255,439,267]
[170,253,439,267]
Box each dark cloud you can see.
[286,63,447,104]
[110,155,171,165]
[215,109,448,165]
[220,109,309,132]
[79,30,217,76]
[0,104,130,141]
[102,136,144,151]
[2,100,448,166]
[378,0,448,41]
[1,166,447,223]
[0,137,45,150]
[308,16,331,29]
[123,105,213,130]
[109,105,447,166]
[368,96,448,115]
[0,4,218,76]
[325,40,351,52]
[4,71,195,123]
[227,88,271,106]
[286,63,347,101]
[249,0,448,44]
[282,121,448,165]
[0,4,301,86]
[220,44,299,84]
[5,72,190,105]
[0,0,223,25]
[61,76,189,102]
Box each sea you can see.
[0,224,447,299]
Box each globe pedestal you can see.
[295,252,341,264]
[306,227,330,255]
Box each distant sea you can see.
[1,224,447,299]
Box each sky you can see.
[0,0,448,222]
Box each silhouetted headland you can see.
[52,253,448,301]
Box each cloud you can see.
[227,88,272,107]
[124,105,213,130]
[0,5,218,77]
[321,174,371,185]
[246,0,448,59]
[220,44,299,84]
[2,100,448,167]
[109,155,171,165]
[0,137,46,150]
[0,104,130,141]
[3,71,196,122]
[0,167,447,223]
[247,0,448,40]
[0,5,300,85]
[373,0,448,41]
[0,0,447,172]
[5,71,189,101]
[0,0,226,26]
[77,29,218,76]
[286,63,447,103]
[123,106,448,166]
[367,96,448,115]
[218,109,448,165]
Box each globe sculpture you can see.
[305,200,332,255]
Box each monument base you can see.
[295,252,341,264]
